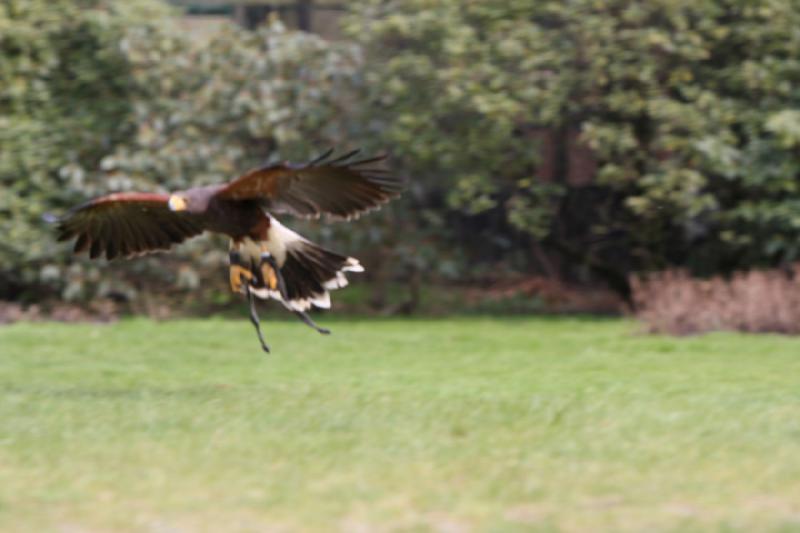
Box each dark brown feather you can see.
[216,151,404,220]
[57,193,208,260]
[280,244,349,302]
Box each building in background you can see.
[167,0,345,39]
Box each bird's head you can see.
[167,193,189,212]
[168,186,219,214]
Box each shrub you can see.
[0,3,370,307]
[631,265,800,335]
[346,0,800,292]
[0,0,171,297]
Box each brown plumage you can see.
[58,151,401,259]
[219,151,398,220]
[56,150,403,352]
[57,193,207,260]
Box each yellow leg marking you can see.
[261,263,278,290]
[258,242,278,290]
[229,265,253,293]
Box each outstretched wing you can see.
[56,193,207,260]
[216,150,404,220]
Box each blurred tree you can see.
[0,0,171,298]
[345,0,800,295]
[0,1,376,306]
[5,0,800,309]
[101,19,399,308]
[109,21,361,193]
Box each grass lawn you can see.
[1,317,800,532]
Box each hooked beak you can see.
[168,195,187,212]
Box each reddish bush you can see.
[631,265,800,335]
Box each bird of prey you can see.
[55,150,403,352]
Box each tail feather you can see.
[240,215,363,312]
[278,242,361,311]
[248,239,363,312]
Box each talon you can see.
[229,265,253,293]
[259,251,284,293]
[261,263,278,290]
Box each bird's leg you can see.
[229,249,253,294]
[293,311,331,335]
[258,245,331,335]
[246,284,270,353]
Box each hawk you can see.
[55,150,403,352]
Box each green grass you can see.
[1,317,800,532]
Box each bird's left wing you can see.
[56,193,208,260]
[215,150,404,220]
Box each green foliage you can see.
[344,1,555,238]
[571,0,800,271]
[0,2,370,302]
[346,0,800,279]
[0,0,171,294]
[95,19,371,297]
[105,20,362,193]
[5,0,800,303]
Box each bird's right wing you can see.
[56,193,208,260]
[216,150,404,221]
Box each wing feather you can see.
[56,192,208,260]
[89,238,103,260]
[73,233,90,254]
[216,150,404,220]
